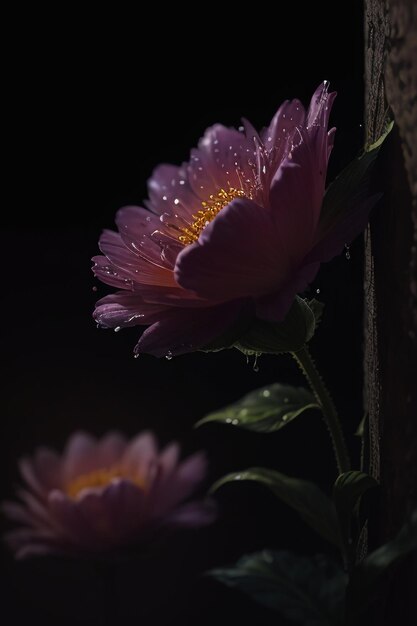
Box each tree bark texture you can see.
[364,1,417,623]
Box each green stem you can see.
[291,345,350,475]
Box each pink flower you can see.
[93,82,370,357]
[2,431,215,559]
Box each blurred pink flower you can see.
[93,82,369,357]
[2,431,215,559]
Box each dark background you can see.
[2,5,364,625]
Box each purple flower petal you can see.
[269,126,333,258]
[92,254,134,291]
[164,499,217,528]
[1,501,39,526]
[73,479,146,545]
[94,291,169,329]
[135,300,244,358]
[146,164,199,220]
[15,543,62,560]
[97,431,128,467]
[63,432,98,484]
[150,451,208,518]
[175,197,291,300]
[307,81,337,129]
[4,430,215,558]
[158,443,180,479]
[255,261,320,322]
[122,431,158,480]
[48,490,104,550]
[32,447,63,491]
[4,528,57,551]
[187,124,259,201]
[115,205,181,272]
[262,98,306,168]
[98,479,147,541]
[19,458,47,500]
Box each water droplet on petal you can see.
[165,351,173,360]
[134,353,140,359]
[114,326,121,333]
[92,286,98,292]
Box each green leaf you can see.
[365,121,394,151]
[235,297,323,356]
[333,472,378,560]
[319,122,393,238]
[211,467,339,546]
[196,383,319,432]
[333,471,378,518]
[354,414,367,438]
[347,509,417,620]
[210,550,347,626]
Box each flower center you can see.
[66,465,146,499]
[179,187,247,245]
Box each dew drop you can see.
[239,408,249,418]
[231,419,239,425]
[92,285,98,292]
[134,353,140,359]
[316,288,321,294]
[235,474,242,480]
[262,389,271,398]
[253,354,260,372]
[114,326,121,333]
[345,244,351,260]
[282,414,289,422]
[165,350,173,360]
[225,418,232,424]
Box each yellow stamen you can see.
[179,187,249,245]
[66,465,146,499]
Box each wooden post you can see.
[364,1,417,623]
